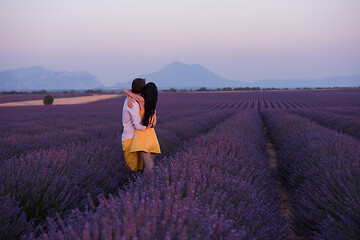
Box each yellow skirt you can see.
[130,128,161,154]
[122,139,143,171]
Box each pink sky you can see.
[0,0,359,86]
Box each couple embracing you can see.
[121,78,161,173]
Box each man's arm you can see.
[127,101,146,131]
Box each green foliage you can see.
[43,94,54,105]
[196,87,208,91]
[84,89,103,93]
[32,90,47,94]
[162,88,177,92]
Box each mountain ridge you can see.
[114,61,245,89]
[1,63,359,90]
[0,66,104,90]
[114,61,360,89]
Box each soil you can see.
[264,126,302,240]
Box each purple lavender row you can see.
[0,120,121,160]
[0,110,228,161]
[0,108,199,140]
[320,107,360,117]
[0,97,127,138]
[0,110,233,239]
[0,141,131,239]
[0,104,211,160]
[0,95,207,138]
[157,89,360,109]
[0,98,197,138]
[156,109,207,124]
[0,98,229,163]
[262,110,360,239]
[287,109,360,140]
[156,110,235,158]
[31,110,288,239]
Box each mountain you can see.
[114,61,360,89]
[0,66,104,90]
[2,64,358,91]
[114,61,247,89]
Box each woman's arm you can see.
[123,89,145,106]
[127,96,133,108]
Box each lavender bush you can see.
[156,110,234,158]
[1,97,233,238]
[1,142,131,227]
[0,195,33,240]
[319,107,360,117]
[288,108,360,140]
[1,90,359,239]
[262,110,360,239]
[31,110,288,239]
[1,100,229,159]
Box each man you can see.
[121,78,147,171]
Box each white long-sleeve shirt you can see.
[121,98,146,141]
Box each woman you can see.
[124,82,161,172]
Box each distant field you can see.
[0,93,97,103]
[0,93,121,106]
[1,89,359,239]
[159,88,360,110]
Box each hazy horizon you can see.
[1,0,359,86]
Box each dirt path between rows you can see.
[0,94,123,107]
[263,125,301,240]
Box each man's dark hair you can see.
[131,78,146,93]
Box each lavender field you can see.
[0,89,359,239]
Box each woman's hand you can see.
[127,96,134,108]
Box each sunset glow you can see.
[1,0,359,85]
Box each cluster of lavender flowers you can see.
[156,110,234,158]
[30,110,288,239]
[262,110,360,239]
[287,108,360,140]
[0,195,32,239]
[0,97,233,239]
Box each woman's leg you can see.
[151,153,156,161]
[139,151,154,171]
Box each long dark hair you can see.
[142,82,158,126]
